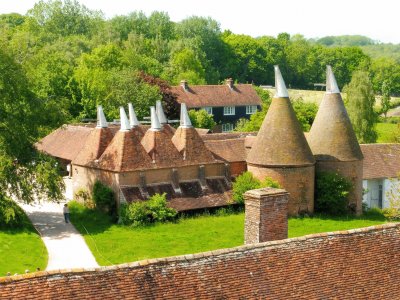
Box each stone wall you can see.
[247,164,315,215]
[1,223,399,299]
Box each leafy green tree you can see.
[0,48,64,224]
[344,70,378,143]
[167,48,206,84]
[381,80,391,118]
[188,109,216,130]
[292,98,318,131]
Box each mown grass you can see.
[376,122,399,143]
[69,201,387,266]
[0,220,48,276]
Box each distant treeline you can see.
[1,0,400,126]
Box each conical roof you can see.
[72,127,114,166]
[247,66,315,167]
[308,66,363,161]
[97,130,153,172]
[172,104,215,163]
[141,128,183,168]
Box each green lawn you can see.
[376,122,399,143]
[0,226,48,276]
[69,202,387,266]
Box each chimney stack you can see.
[226,78,234,89]
[244,188,289,244]
[180,80,188,91]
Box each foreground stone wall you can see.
[1,223,399,299]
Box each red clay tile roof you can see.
[247,97,315,167]
[201,131,257,141]
[361,143,400,179]
[168,191,232,211]
[97,130,153,172]
[35,125,93,161]
[171,127,216,164]
[72,127,114,167]
[141,129,184,168]
[205,138,247,162]
[309,93,363,161]
[1,223,400,299]
[171,84,262,108]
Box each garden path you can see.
[20,201,99,271]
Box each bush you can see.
[92,181,115,216]
[0,195,29,228]
[232,172,281,205]
[315,172,352,215]
[188,109,216,129]
[363,207,386,220]
[74,188,95,209]
[120,193,177,227]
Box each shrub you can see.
[74,188,95,209]
[232,172,281,205]
[120,193,177,227]
[363,207,386,220]
[315,172,352,215]
[0,195,29,228]
[188,109,216,129]
[92,181,115,216]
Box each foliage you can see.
[383,173,400,220]
[69,200,385,266]
[292,98,318,131]
[120,193,177,227]
[344,70,378,143]
[232,171,280,205]
[376,122,400,143]
[315,172,353,215]
[380,80,391,118]
[74,187,94,208]
[188,109,216,129]
[0,196,28,228]
[92,181,115,216]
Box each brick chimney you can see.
[180,80,188,91]
[226,78,234,89]
[244,187,289,244]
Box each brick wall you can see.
[248,164,315,215]
[2,223,400,299]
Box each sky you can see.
[1,0,399,44]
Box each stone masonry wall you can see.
[1,223,400,299]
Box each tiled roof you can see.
[171,127,216,164]
[141,129,184,168]
[201,131,256,141]
[1,223,400,299]
[205,138,247,162]
[72,127,114,167]
[97,129,153,172]
[308,93,363,161]
[171,84,262,108]
[35,125,93,161]
[247,97,315,167]
[361,143,400,179]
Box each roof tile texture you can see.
[308,93,363,161]
[171,84,262,108]
[1,224,400,299]
[247,97,315,167]
[361,143,400,179]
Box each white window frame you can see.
[246,105,257,115]
[223,106,235,116]
[222,123,234,132]
[203,106,213,115]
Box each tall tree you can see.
[381,80,392,118]
[344,70,378,143]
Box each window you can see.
[246,105,257,115]
[203,107,213,115]
[222,123,234,132]
[223,106,235,115]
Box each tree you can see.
[188,109,216,130]
[0,48,64,224]
[381,80,391,118]
[167,48,206,85]
[344,70,378,143]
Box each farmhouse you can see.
[37,65,398,216]
[171,79,262,132]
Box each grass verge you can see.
[376,122,398,143]
[69,201,387,266]
[0,211,48,276]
